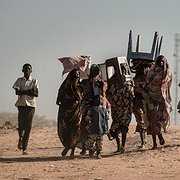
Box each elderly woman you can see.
[56,69,83,158]
[145,55,172,149]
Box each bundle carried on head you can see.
[58,55,91,75]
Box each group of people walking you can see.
[12,54,172,159]
[56,64,110,159]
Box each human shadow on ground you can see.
[1,144,180,163]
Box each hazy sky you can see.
[1,0,180,121]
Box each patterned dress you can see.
[56,70,82,149]
[146,58,172,135]
[106,79,134,133]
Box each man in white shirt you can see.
[13,63,39,155]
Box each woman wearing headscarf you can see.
[145,55,172,149]
[56,69,83,158]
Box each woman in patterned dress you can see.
[145,55,172,149]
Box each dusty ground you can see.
[0,124,180,180]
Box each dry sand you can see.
[0,125,180,180]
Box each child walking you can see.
[86,95,109,159]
